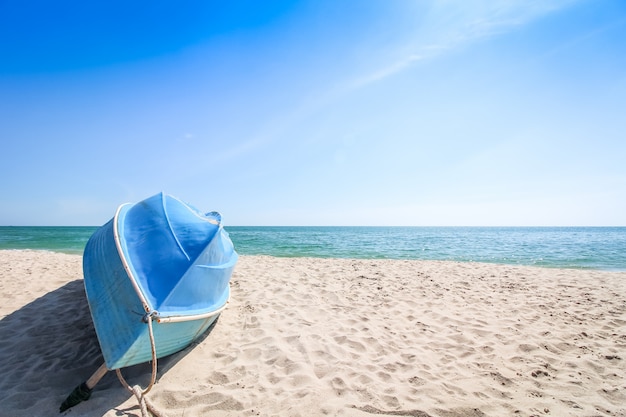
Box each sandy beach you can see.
[0,250,625,417]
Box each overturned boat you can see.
[83,192,238,370]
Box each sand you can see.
[0,250,625,417]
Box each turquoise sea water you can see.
[0,226,624,271]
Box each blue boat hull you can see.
[83,193,237,370]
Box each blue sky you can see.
[1,0,625,226]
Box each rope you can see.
[116,312,168,417]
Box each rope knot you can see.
[131,385,149,417]
[115,307,167,417]
[142,310,159,323]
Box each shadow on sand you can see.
[0,279,217,417]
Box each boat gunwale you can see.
[155,290,230,323]
[113,203,152,314]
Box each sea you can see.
[1,226,624,271]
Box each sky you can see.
[1,0,625,226]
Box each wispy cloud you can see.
[350,54,424,89]
[349,0,582,89]
[189,1,584,169]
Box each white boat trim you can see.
[113,203,152,314]
[156,295,230,323]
